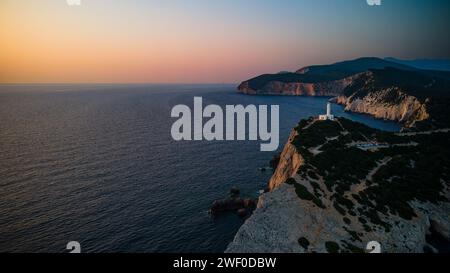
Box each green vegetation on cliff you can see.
[287,117,449,233]
[341,67,450,129]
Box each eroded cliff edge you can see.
[226,118,450,253]
[332,69,440,129]
[238,75,356,97]
[266,129,303,191]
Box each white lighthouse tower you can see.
[319,102,335,121]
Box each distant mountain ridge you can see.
[385,57,450,72]
[294,57,415,77]
[238,57,415,93]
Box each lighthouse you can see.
[319,102,335,121]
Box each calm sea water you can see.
[0,84,400,253]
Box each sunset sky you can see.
[1,0,449,83]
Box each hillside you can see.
[226,117,450,253]
[237,57,450,130]
[237,57,414,94]
[336,68,450,129]
[385,58,450,72]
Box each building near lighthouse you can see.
[319,102,335,121]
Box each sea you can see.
[0,84,401,253]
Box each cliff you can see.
[238,75,357,96]
[237,58,450,130]
[335,88,429,128]
[226,118,450,253]
[335,68,450,129]
[267,130,303,191]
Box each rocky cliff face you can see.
[240,68,437,129]
[241,68,446,129]
[267,130,303,191]
[226,118,450,253]
[238,59,450,130]
[226,182,447,253]
[335,88,429,128]
[238,76,356,96]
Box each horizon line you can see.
[0,82,239,86]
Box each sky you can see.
[1,0,449,83]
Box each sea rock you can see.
[230,187,240,197]
[269,153,281,171]
[237,208,248,217]
[210,190,257,216]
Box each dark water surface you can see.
[0,84,400,253]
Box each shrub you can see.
[325,241,340,253]
[298,237,310,250]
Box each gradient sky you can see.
[1,0,449,83]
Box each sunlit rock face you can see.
[267,130,303,191]
[335,88,429,128]
[238,76,356,97]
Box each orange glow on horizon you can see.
[0,1,302,83]
[1,0,448,83]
